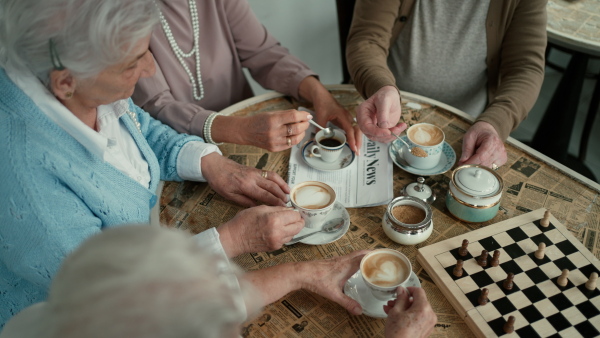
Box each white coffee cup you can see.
[360,249,412,301]
[289,181,336,229]
[402,123,445,170]
[310,129,347,162]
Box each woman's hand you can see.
[313,99,363,155]
[201,153,289,207]
[298,249,369,315]
[356,86,407,143]
[211,110,311,152]
[458,121,507,168]
[384,287,437,338]
[217,205,304,257]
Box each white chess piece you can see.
[586,272,598,291]
[534,242,546,259]
[540,210,551,227]
[557,269,569,287]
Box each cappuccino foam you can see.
[408,124,444,146]
[292,184,332,209]
[362,252,409,287]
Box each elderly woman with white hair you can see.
[0,0,308,327]
[0,226,437,338]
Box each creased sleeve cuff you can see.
[476,109,513,141]
[176,141,222,181]
[191,228,247,320]
[289,70,318,100]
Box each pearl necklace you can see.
[156,0,204,101]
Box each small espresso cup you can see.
[360,249,413,301]
[403,123,445,170]
[310,129,347,162]
[289,181,336,229]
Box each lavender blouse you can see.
[132,0,316,138]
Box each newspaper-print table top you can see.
[160,86,600,337]
[547,0,600,55]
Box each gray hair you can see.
[0,0,159,83]
[36,225,260,338]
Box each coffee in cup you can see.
[402,123,445,170]
[290,181,336,228]
[360,249,412,300]
[310,129,347,163]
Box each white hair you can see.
[0,0,159,84]
[35,225,260,338]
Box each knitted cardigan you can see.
[0,68,203,327]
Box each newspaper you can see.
[288,110,393,208]
[159,87,600,338]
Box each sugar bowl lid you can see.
[452,164,502,198]
[402,177,436,204]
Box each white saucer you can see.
[292,201,350,245]
[388,136,456,176]
[302,141,355,171]
[344,269,421,318]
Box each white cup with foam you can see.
[402,123,445,170]
[289,181,336,229]
[360,249,413,301]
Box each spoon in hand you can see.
[286,218,345,245]
[391,132,428,158]
[308,119,335,138]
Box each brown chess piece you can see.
[478,288,489,306]
[453,259,464,277]
[478,250,488,267]
[540,210,551,227]
[503,273,514,291]
[458,239,469,257]
[557,269,569,287]
[490,250,500,267]
[503,316,515,334]
[534,242,546,259]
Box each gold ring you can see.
[287,125,293,136]
[286,137,292,147]
[261,170,268,179]
[492,163,499,171]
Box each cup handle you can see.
[310,145,322,158]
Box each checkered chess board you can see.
[417,209,600,337]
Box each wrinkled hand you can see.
[299,249,369,315]
[240,110,311,152]
[313,100,363,154]
[201,153,289,207]
[384,287,437,338]
[458,121,507,168]
[356,86,407,143]
[217,205,304,257]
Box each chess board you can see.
[417,209,600,337]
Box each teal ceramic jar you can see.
[446,165,503,223]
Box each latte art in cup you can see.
[362,252,410,287]
[291,184,334,209]
[408,124,444,146]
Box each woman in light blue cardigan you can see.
[0,0,308,327]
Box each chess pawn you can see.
[557,269,569,287]
[453,259,464,277]
[458,239,469,257]
[504,316,515,334]
[586,272,598,291]
[534,242,546,260]
[540,210,551,227]
[490,250,500,267]
[503,273,514,291]
[478,288,489,306]
[478,250,488,267]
